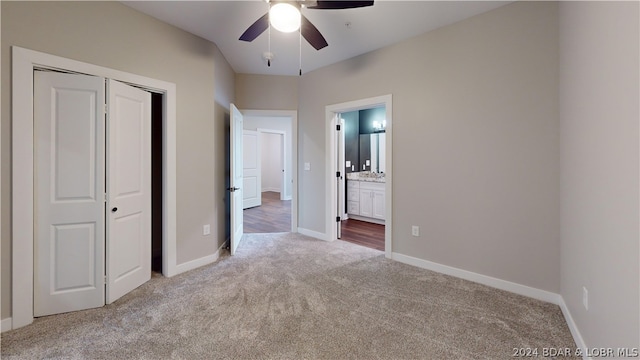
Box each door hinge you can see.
[104,275,107,284]
[336,171,341,178]
[336,124,341,131]
[336,216,341,222]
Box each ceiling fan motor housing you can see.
[240,1,374,50]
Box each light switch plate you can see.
[203,224,210,236]
[582,286,588,310]
[304,162,311,171]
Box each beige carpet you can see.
[1,232,575,359]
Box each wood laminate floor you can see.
[244,192,291,233]
[244,192,384,251]
[340,219,385,251]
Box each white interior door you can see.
[277,134,285,199]
[338,119,346,220]
[335,116,343,238]
[106,79,151,304]
[230,104,244,255]
[34,72,106,316]
[243,130,261,209]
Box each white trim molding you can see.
[392,252,561,304]
[174,243,227,274]
[297,227,328,241]
[393,251,589,358]
[558,300,590,360]
[11,46,178,330]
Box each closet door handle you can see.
[111,207,118,213]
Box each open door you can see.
[230,104,244,255]
[106,79,152,304]
[335,115,343,239]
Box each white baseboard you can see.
[297,227,328,241]
[392,252,588,357]
[1,317,12,333]
[348,214,385,225]
[391,252,561,305]
[174,243,226,275]
[558,298,590,360]
[262,188,280,193]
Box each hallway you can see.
[243,192,291,233]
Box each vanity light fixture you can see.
[373,120,387,131]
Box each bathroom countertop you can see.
[346,172,385,183]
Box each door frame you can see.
[242,110,298,233]
[257,129,287,200]
[325,95,393,258]
[11,46,178,329]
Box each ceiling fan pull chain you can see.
[268,5,272,67]
[299,27,302,76]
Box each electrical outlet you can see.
[582,286,588,310]
[203,224,211,236]
[412,226,420,237]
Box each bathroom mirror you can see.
[359,133,385,173]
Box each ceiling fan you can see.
[239,0,375,51]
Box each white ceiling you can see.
[123,1,510,76]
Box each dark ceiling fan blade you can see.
[306,1,374,10]
[301,15,328,50]
[239,13,269,42]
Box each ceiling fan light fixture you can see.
[269,3,301,33]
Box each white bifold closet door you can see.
[105,79,151,304]
[34,71,151,316]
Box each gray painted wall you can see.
[297,1,561,292]
[559,1,639,349]
[235,74,298,110]
[1,1,235,319]
[3,0,637,349]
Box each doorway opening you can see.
[151,92,164,272]
[338,107,386,251]
[325,95,392,258]
[240,111,298,234]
